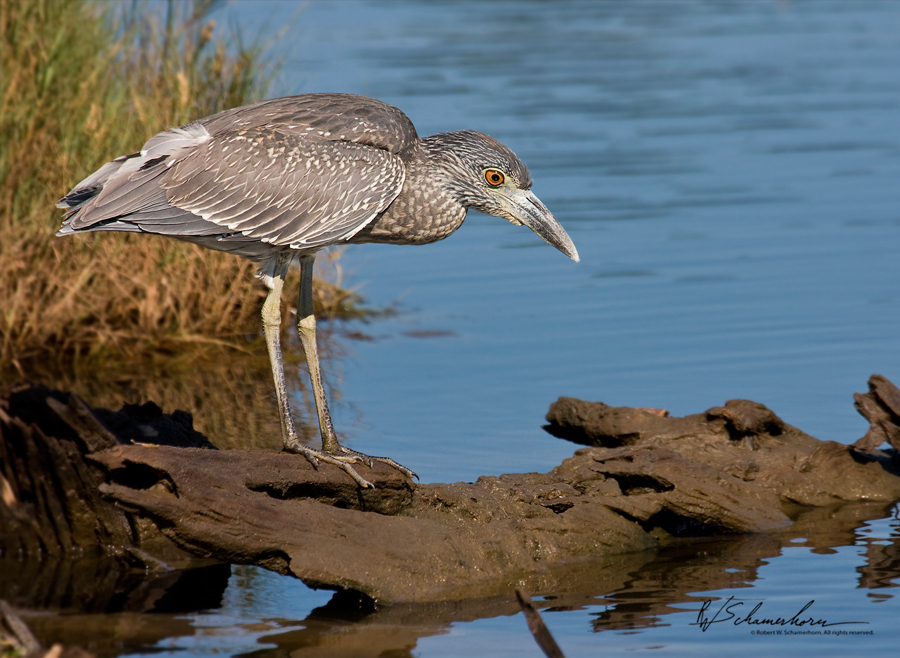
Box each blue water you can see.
[247,0,900,485]
[133,0,900,655]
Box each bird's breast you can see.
[349,183,467,246]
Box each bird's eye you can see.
[484,169,505,187]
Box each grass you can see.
[0,0,365,379]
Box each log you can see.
[853,374,900,454]
[2,378,900,604]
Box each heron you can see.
[57,93,578,488]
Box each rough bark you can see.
[2,378,899,603]
[853,374,900,454]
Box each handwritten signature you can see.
[690,597,869,632]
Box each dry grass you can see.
[0,0,364,377]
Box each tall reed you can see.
[0,0,359,376]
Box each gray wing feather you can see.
[200,93,418,155]
[59,123,211,214]
[57,94,416,252]
[161,127,404,249]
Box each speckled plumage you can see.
[59,94,420,260]
[57,94,570,261]
[57,93,577,488]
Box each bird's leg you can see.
[296,255,339,453]
[296,254,416,484]
[262,254,377,487]
[261,253,300,448]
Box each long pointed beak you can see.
[501,189,579,262]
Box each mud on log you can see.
[2,376,900,603]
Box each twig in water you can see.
[515,589,567,658]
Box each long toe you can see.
[335,446,417,480]
[282,444,373,488]
[284,443,415,488]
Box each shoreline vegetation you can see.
[0,0,367,382]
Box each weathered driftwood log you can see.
[0,384,212,563]
[14,501,896,658]
[2,378,900,604]
[543,383,900,507]
[853,374,900,454]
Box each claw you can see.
[338,446,374,469]
[336,446,417,480]
[299,448,321,469]
[284,443,413,488]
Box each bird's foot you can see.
[332,445,418,481]
[285,443,416,489]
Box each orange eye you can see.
[484,169,505,187]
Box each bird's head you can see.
[425,131,579,262]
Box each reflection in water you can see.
[856,511,900,591]
[25,613,197,658]
[12,325,355,451]
[20,502,896,657]
[12,562,231,658]
[1,553,230,615]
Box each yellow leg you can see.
[261,253,416,488]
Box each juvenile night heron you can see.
[58,93,578,487]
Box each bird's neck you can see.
[350,138,468,246]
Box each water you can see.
[19,0,900,655]
[240,0,900,485]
